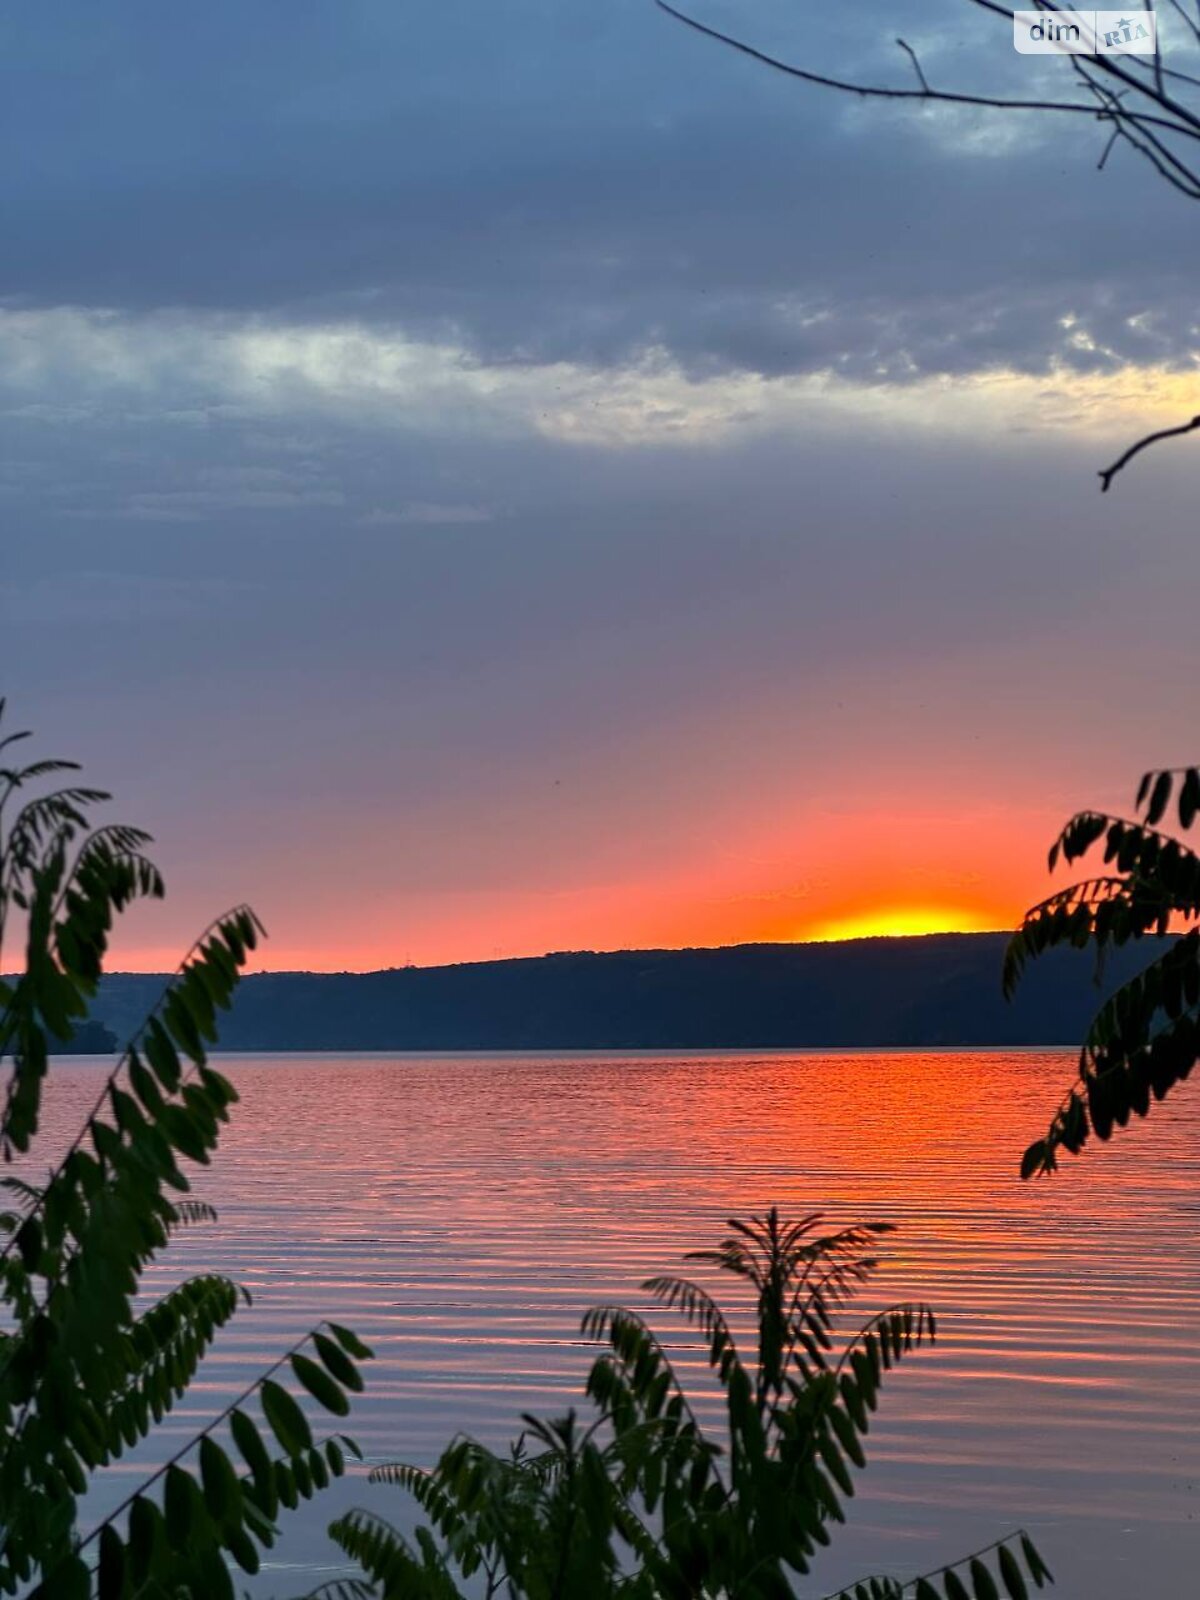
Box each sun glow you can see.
[802,906,1005,943]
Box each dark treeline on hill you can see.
[57,1018,119,1054]
[88,932,1166,1053]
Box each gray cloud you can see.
[2,1,1196,383]
[6,0,1200,964]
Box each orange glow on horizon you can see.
[91,902,1019,975]
[802,905,1009,944]
[86,783,1047,972]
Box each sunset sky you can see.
[5,1,1199,971]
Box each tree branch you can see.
[653,0,1200,493]
[652,0,1200,149]
[1099,413,1200,490]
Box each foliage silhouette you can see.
[332,1209,1050,1600]
[1007,760,1200,1176]
[0,701,371,1597]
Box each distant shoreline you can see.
[90,932,1160,1054]
[53,1042,1084,1061]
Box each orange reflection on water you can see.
[33,1048,1200,1598]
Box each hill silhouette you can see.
[59,1019,119,1055]
[91,932,1161,1052]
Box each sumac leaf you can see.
[1147,771,1172,826]
[998,1544,1029,1600]
[291,1352,349,1417]
[326,1322,373,1360]
[313,1331,364,1392]
[97,1525,126,1600]
[970,1558,1000,1600]
[261,1379,312,1455]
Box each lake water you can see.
[33,1050,1200,1598]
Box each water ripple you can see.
[31,1049,1200,1599]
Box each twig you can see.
[1099,413,1200,490]
[1096,125,1121,168]
[895,38,930,96]
[1149,0,1166,100]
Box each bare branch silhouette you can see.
[654,0,1200,489]
[1099,412,1200,489]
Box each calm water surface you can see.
[37,1051,1200,1598]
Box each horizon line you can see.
[100,925,1017,978]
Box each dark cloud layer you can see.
[5,0,1200,965]
[4,0,1196,380]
